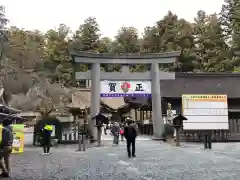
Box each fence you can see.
[61,132,78,143]
[138,118,240,142]
[60,118,240,142]
[60,124,91,144]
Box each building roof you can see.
[71,90,91,109]
[71,89,125,110]
[102,97,126,109]
[161,73,240,98]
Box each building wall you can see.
[165,98,240,113]
[133,97,240,124]
[77,80,91,88]
[76,73,240,99]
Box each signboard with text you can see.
[100,81,151,97]
[0,124,25,153]
[182,94,228,130]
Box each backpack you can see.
[1,126,13,147]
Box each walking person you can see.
[111,122,120,145]
[0,119,13,177]
[124,120,137,158]
[103,124,107,135]
[40,125,53,155]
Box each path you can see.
[10,136,240,180]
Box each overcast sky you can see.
[2,0,225,38]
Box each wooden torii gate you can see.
[72,51,181,140]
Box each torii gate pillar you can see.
[151,62,163,138]
[91,63,100,139]
[72,51,181,140]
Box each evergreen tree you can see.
[72,17,100,52]
[0,5,8,62]
[194,11,232,72]
[44,24,72,86]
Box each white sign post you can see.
[182,94,229,130]
[100,80,151,97]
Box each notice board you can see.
[182,94,228,130]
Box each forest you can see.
[0,1,239,113]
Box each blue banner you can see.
[100,93,151,97]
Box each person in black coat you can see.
[0,119,13,177]
[124,120,137,158]
[39,125,52,155]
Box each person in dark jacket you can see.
[124,120,137,158]
[0,119,13,177]
[111,122,120,145]
[40,125,52,155]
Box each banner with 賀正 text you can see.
[0,124,24,153]
[100,81,151,97]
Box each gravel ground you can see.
[8,138,240,180]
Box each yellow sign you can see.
[0,124,24,153]
[12,124,24,153]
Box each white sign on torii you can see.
[100,80,151,97]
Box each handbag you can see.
[120,129,124,135]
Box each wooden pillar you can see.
[135,109,138,121]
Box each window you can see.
[76,80,87,88]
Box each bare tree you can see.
[8,93,41,111]
[9,75,74,116]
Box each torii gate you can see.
[72,51,181,139]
